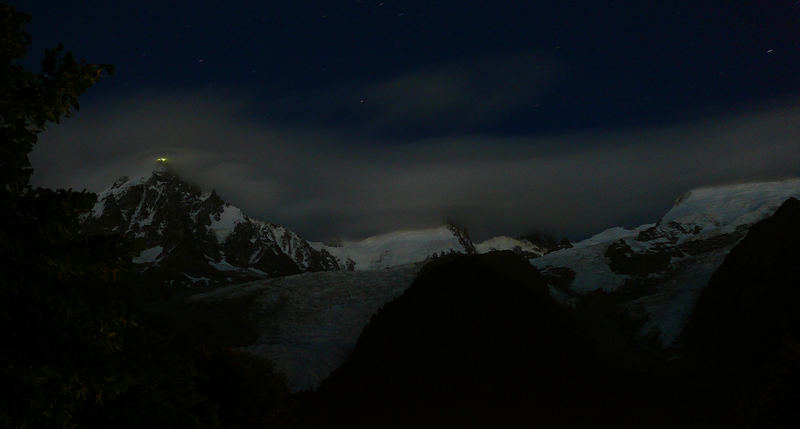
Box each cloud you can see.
[363,52,558,127]
[261,52,559,134]
[30,89,800,242]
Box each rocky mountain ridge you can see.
[82,170,340,287]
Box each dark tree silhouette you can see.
[0,4,147,427]
[0,6,292,427]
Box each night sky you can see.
[17,0,800,240]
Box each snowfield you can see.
[132,245,163,264]
[312,227,549,271]
[311,226,466,270]
[209,204,245,242]
[532,224,653,293]
[191,263,423,391]
[532,178,800,344]
[661,178,800,239]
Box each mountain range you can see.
[81,168,563,287]
[184,175,800,391]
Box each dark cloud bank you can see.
[30,63,800,241]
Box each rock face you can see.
[532,178,800,344]
[82,170,339,287]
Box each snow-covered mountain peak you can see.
[311,224,561,271]
[311,225,470,271]
[85,169,568,282]
[532,178,800,344]
[83,170,339,286]
[474,236,549,257]
[659,178,800,237]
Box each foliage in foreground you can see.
[0,4,290,427]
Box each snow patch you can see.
[90,200,106,218]
[133,246,163,264]
[532,242,629,293]
[183,273,211,285]
[209,204,245,242]
[209,259,237,272]
[191,263,422,391]
[573,224,652,249]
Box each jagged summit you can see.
[83,170,339,287]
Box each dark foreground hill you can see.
[296,194,800,427]
[297,252,700,428]
[681,197,800,427]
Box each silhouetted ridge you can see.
[302,252,693,428]
[681,197,800,426]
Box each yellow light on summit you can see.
[156,157,168,163]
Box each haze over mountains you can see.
[82,168,563,287]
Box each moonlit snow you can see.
[191,264,422,391]
[194,178,800,388]
[311,226,464,270]
[533,178,800,343]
